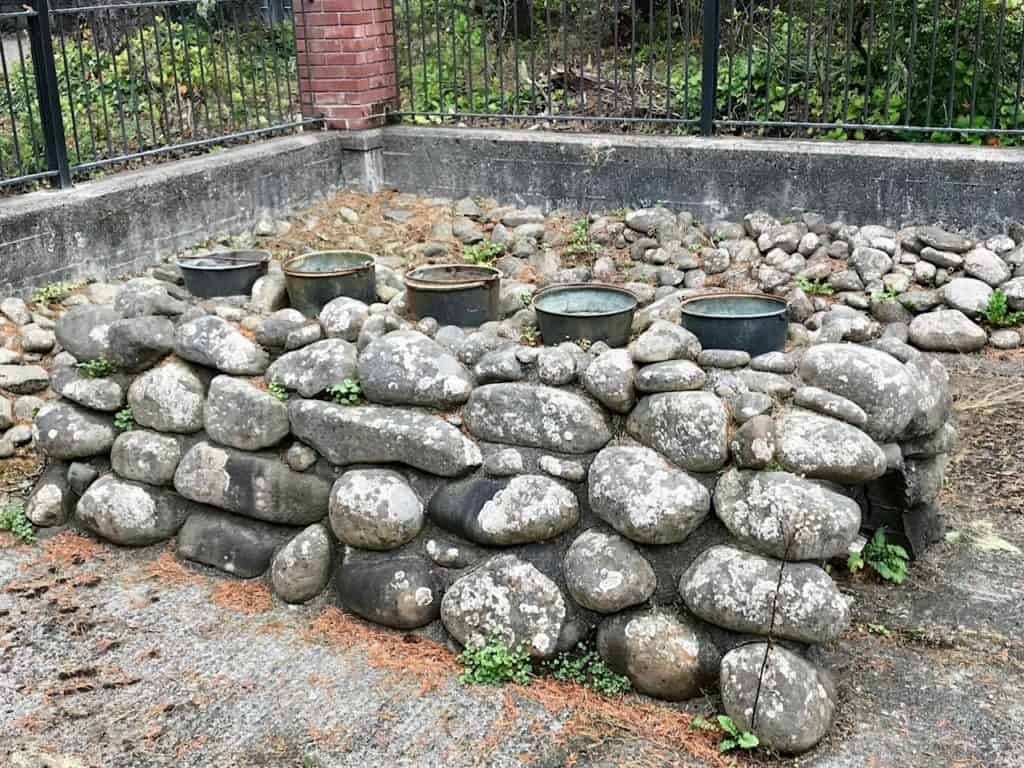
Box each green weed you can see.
[76,358,118,379]
[0,499,36,544]
[981,289,1024,327]
[327,379,363,406]
[457,636,532,686]
[848,527,910,584]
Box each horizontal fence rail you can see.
[392,0,1024,144]
[0,0,314,190]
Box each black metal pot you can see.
[680,292,789,356]
[533,283,638,347]
[404,264,501,327]
[177,250,270,298]
[283,251,377,317]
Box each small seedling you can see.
[564,218,601,257]
[795,276,835,295]
[519,292,533,308]
[463,241,505,265]
[848,527,910,584]
[327,378,363,406]
[872,286,899,303]
[688,242,703,254]
[520,326,540,346]
[981,289,1024,327]
[546,643,632,696]
[0,499,36,544]
[76,358,117,379]
[717,715,759,753]
[268,381,289,402]
[33,281,76,305]
[114,407,135,431]
[458,636,532,686]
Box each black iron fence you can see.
[0,0,313,190]
[392,0,1024,143]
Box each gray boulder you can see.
[679,545,850,644]
[255,309,307,348]
[176,508,291,577]
[849,246,892,283]
[0,365,49,395]
[174,315,270,375]
[589,445,710,544]
[204,375,289,450]
[714,468,861,560]
[536,346,577,385]
[963,247,1011,287]
[111,430,187,486]
[474,347,525,383]
[582,349,637,413]
[597,609,720,701]
[34,401,116,459]
[775,409,887,484]
[20,325,55,353]
[328,469,424,550]
[128,361,206,433]
[174,441,331,525]
[76,476,193,545]
[50,367,128,412]
[107,316,175,372]
[114,278,188,317]
[358,330,474,408]
[635,359,706,393]
[264,338,357,397]
[464,383,611,454]
[270,523,333,603]
[628,320,701,363]
[337,550,446,629]
[942,277,992,317]
[250,271,288,314]
[798,343,916,441]
[903,353,952,437]
[289,400,482,477]
[917,225,973,253]
[319,296,369,341]
[564,530,656,613]
[792,386,868,429]
[25,463,74,527]
[908,310,987,352]
[1002,276,1024,310]
[728,414,776,469]
[55,305,121,361]
[0,297,31,325]
[721,643,835,754]
[626,392,729,472]
[441,554,566,659]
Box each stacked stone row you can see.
[15,266,953,756]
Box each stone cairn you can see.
[3,208,958,756]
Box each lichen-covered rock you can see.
[775,409,887,484]
[128,361,206,433]
[55,305,121,361]
[536,346,578,385]
[25,463,73,527]
[714,469,861,561]
[264,338,357,397]
[792,386,868,429]
[903,352,953,437]
[51,366,128,412]
[111,429,187,485]
[176,508,291,577]
[289,400,481,477]
[174,441,331,525]
[679,545,849,644]
[76,475,193,545]
[107,316,175,372]
[798,343,916,441]
[908,309,987,352]
[319,296,369,341]
[537,455,586,482]
[588,445,710,544]
[563,530,656,613]
[33,401,116,459]
[358,330,473,408]
[728,414,776,469]
[720,643,835,754]
[255,309,307,348]
[204,375,290,450]
[441,554,566,659]
[628,320,701,363]
[626,392,729,472]
[337,550,446,629]
[0,364,50,394]
[942,277,992,317]
[271,523,333,604]
[174,315,269,375]
[597,609,720,701]
[328,469,424,550]
[634,359,706,393]
[464,383,612,454]
[114,277,188,317]
[582,349,637,413]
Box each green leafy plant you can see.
[564,217,601,257]
[463,241,505,265]
[981,289,1024,327]
[76,358,118,379]
[0,499,36,544]
[795,276,834,295]
[717,715,759,753]
[872,286,899,303]
[546,643,632,696]
[268,381,289,402]
[327,378,363,406]
[114,406,135,432]
[33,282,77,304]
[848,527,910,584]
[520,326,540,346]
[519,292,533,308]
[458,636,533,686]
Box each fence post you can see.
[28,0,71,188]
[700,0,721,136]
[293,0,398,130]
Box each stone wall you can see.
[10,259,955,755]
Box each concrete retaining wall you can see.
[0,131,375,294]
[381,126,1024,233]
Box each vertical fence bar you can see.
[701,0,720,135]
[29,0,71,186]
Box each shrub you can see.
[463,241,505,265]
[981,289,1024,327]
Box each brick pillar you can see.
[293,0,397,130]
